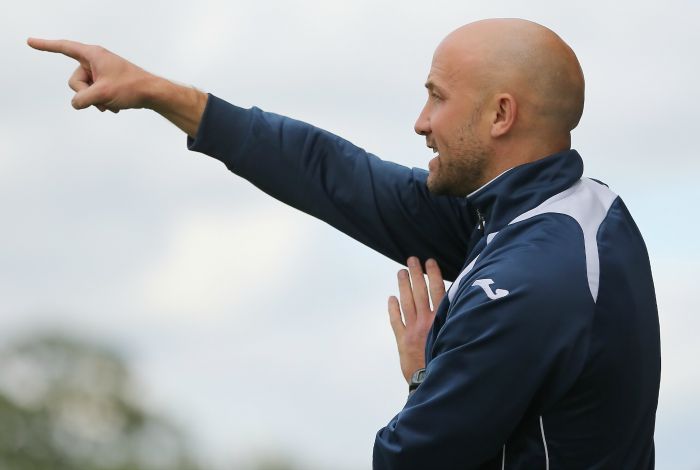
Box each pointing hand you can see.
[27,38,156,113]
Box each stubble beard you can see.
[426,122,490,197]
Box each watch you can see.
[408,368,426,396]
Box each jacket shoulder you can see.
[491,178,619,302]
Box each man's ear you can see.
[490,93,517,138]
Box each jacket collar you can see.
[466,149,584,237]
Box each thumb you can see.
[71,83,106,110]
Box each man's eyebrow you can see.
[424,81,445,94]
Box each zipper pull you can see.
[476,209,485,233]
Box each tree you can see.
[0,333,201,470]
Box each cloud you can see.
[135,206,312,321]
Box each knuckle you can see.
[85,45,104,60]
[97,84,112,101]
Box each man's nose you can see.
[414,106,430,136]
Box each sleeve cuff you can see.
[186,93,255,171]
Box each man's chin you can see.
[426,174,451,196]
[427,174,477,197]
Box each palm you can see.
[388,257,445,383]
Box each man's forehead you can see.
[425,55,471,92]
[429,39,483,84]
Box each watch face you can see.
[412,368,426,384]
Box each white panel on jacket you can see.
[447,178,618,304]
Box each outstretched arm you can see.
[185,97,475,279]
[28,38,477,278]
[26,38,207,137]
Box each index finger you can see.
[27,38,90,63]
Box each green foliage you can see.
[0,333,201,470]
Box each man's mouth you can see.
[428,152,440,171]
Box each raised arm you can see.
[185,95,476,279]
[27,38,477,279]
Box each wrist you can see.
[142,75,180,112]
[144,75,208,137]
[401,352,426,383]
[408,368,426,397]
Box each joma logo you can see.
[472,279,509,300]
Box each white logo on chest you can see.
[472,279,509,300]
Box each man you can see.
[28,18,660,469]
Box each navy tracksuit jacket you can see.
[187,94,660,469]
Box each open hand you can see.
[27,38,155,113]
[388,257,445,383]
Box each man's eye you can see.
[430,92,442,101]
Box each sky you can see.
[2,0,699,468]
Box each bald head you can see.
[416,19,586,196]
[436,19,585,136]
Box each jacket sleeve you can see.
[186,93,475,281]
[373,220,595,468]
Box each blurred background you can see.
[2,0,698,468]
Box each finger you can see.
[68,65,106,112]
[426,258,446,310]
[397,269,417,326]
[27,38,90,63]
[388,296,404,340]
[407,256,430,316]
[72,83,106,110]
[68,65,91,93]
